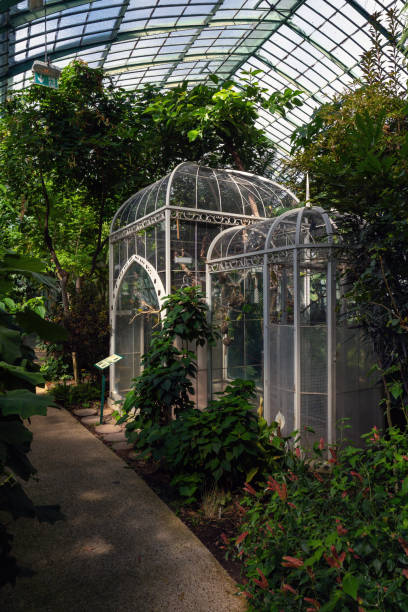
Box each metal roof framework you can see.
[0,0,406,160]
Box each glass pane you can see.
[210,267,263,399]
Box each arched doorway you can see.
[111,256,164,399]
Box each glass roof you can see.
[1,0,406,159]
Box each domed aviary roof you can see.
[207,206,335,263]
[111,162,298,233]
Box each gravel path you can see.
[0,407,246,612]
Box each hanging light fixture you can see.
[31,0,61,88]
[28,0,43,9]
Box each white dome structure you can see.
[109,161,298,401]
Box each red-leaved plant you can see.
[230,427,408,611]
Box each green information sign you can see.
[94,354,123,370]
[32,60,61,89]
[94,354,124,424]
[33,72,59,89]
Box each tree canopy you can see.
[289,11,408,426]
[0,60,301,375]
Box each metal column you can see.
[263,253,271,424]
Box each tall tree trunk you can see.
[39,169,70,316]
[39,170,80,382]
[90,193,105,277]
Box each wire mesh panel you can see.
[269,324,295,435]
[299,254,329,448]
[208,205,385,447]
[268,262,295,435]
[210,267,263,398]
[336,326,382,446]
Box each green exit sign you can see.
[32,60,61,89]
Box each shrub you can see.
[52,382,100,408]
[0,251,64,587]
[122,286,217,428]
[230,427,408,611]
[132,379,285,504]
[53,280,110,381]
[40,354,70,382]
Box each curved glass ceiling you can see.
[1,0,406,159]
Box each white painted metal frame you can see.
[109,252,166,400]
[206,206,337,445]
[109,162,298,403]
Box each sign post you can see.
[94,354,124,424]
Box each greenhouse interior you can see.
[2,0,408,609]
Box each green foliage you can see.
[0,251,64,588]
[230,427,408,611]
[289,10,408,426]
[52,382,100,409]
[0,61,298,382]
[146,380,283,504]
[122,286,217,427]
[39,353,70,383]
[145,69,302,174]
[54,280,110,379]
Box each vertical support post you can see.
[327,250,336,446]
[293,248,301,432]
[108,241,115,398]
[205,263,212,403]
[165,207,171,295]
[99,373,106,425]
[263,253,271,424]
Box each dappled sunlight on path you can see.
[0,407,245,612]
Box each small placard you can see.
[174,256,193,264]
[32,60,61,89]
[94,354,123,370]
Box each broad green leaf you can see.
[179,484,198,497]
[15,310,67,342]
[342,573,360,601]
[0,361,44,385]
[0,325,22,363]
[0,420,32,445]
[304,547,323,567]
[390,381,403,399]
[187,129,200,142]
[1,253,45,274]
[0,389,55,418]
[245,466,258,483]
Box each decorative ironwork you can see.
[110,210,166,244]
[112,253,166,309]
[208,254,264,272]
[110,205,268,244]
[169,206,266,228]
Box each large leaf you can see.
[0,389,55,418]
[342,573,360,601]
[1,253,44,272]
[0,325,21,363]
[15,310,67,342]
[0,361,44,386]
[0,420,32,446]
